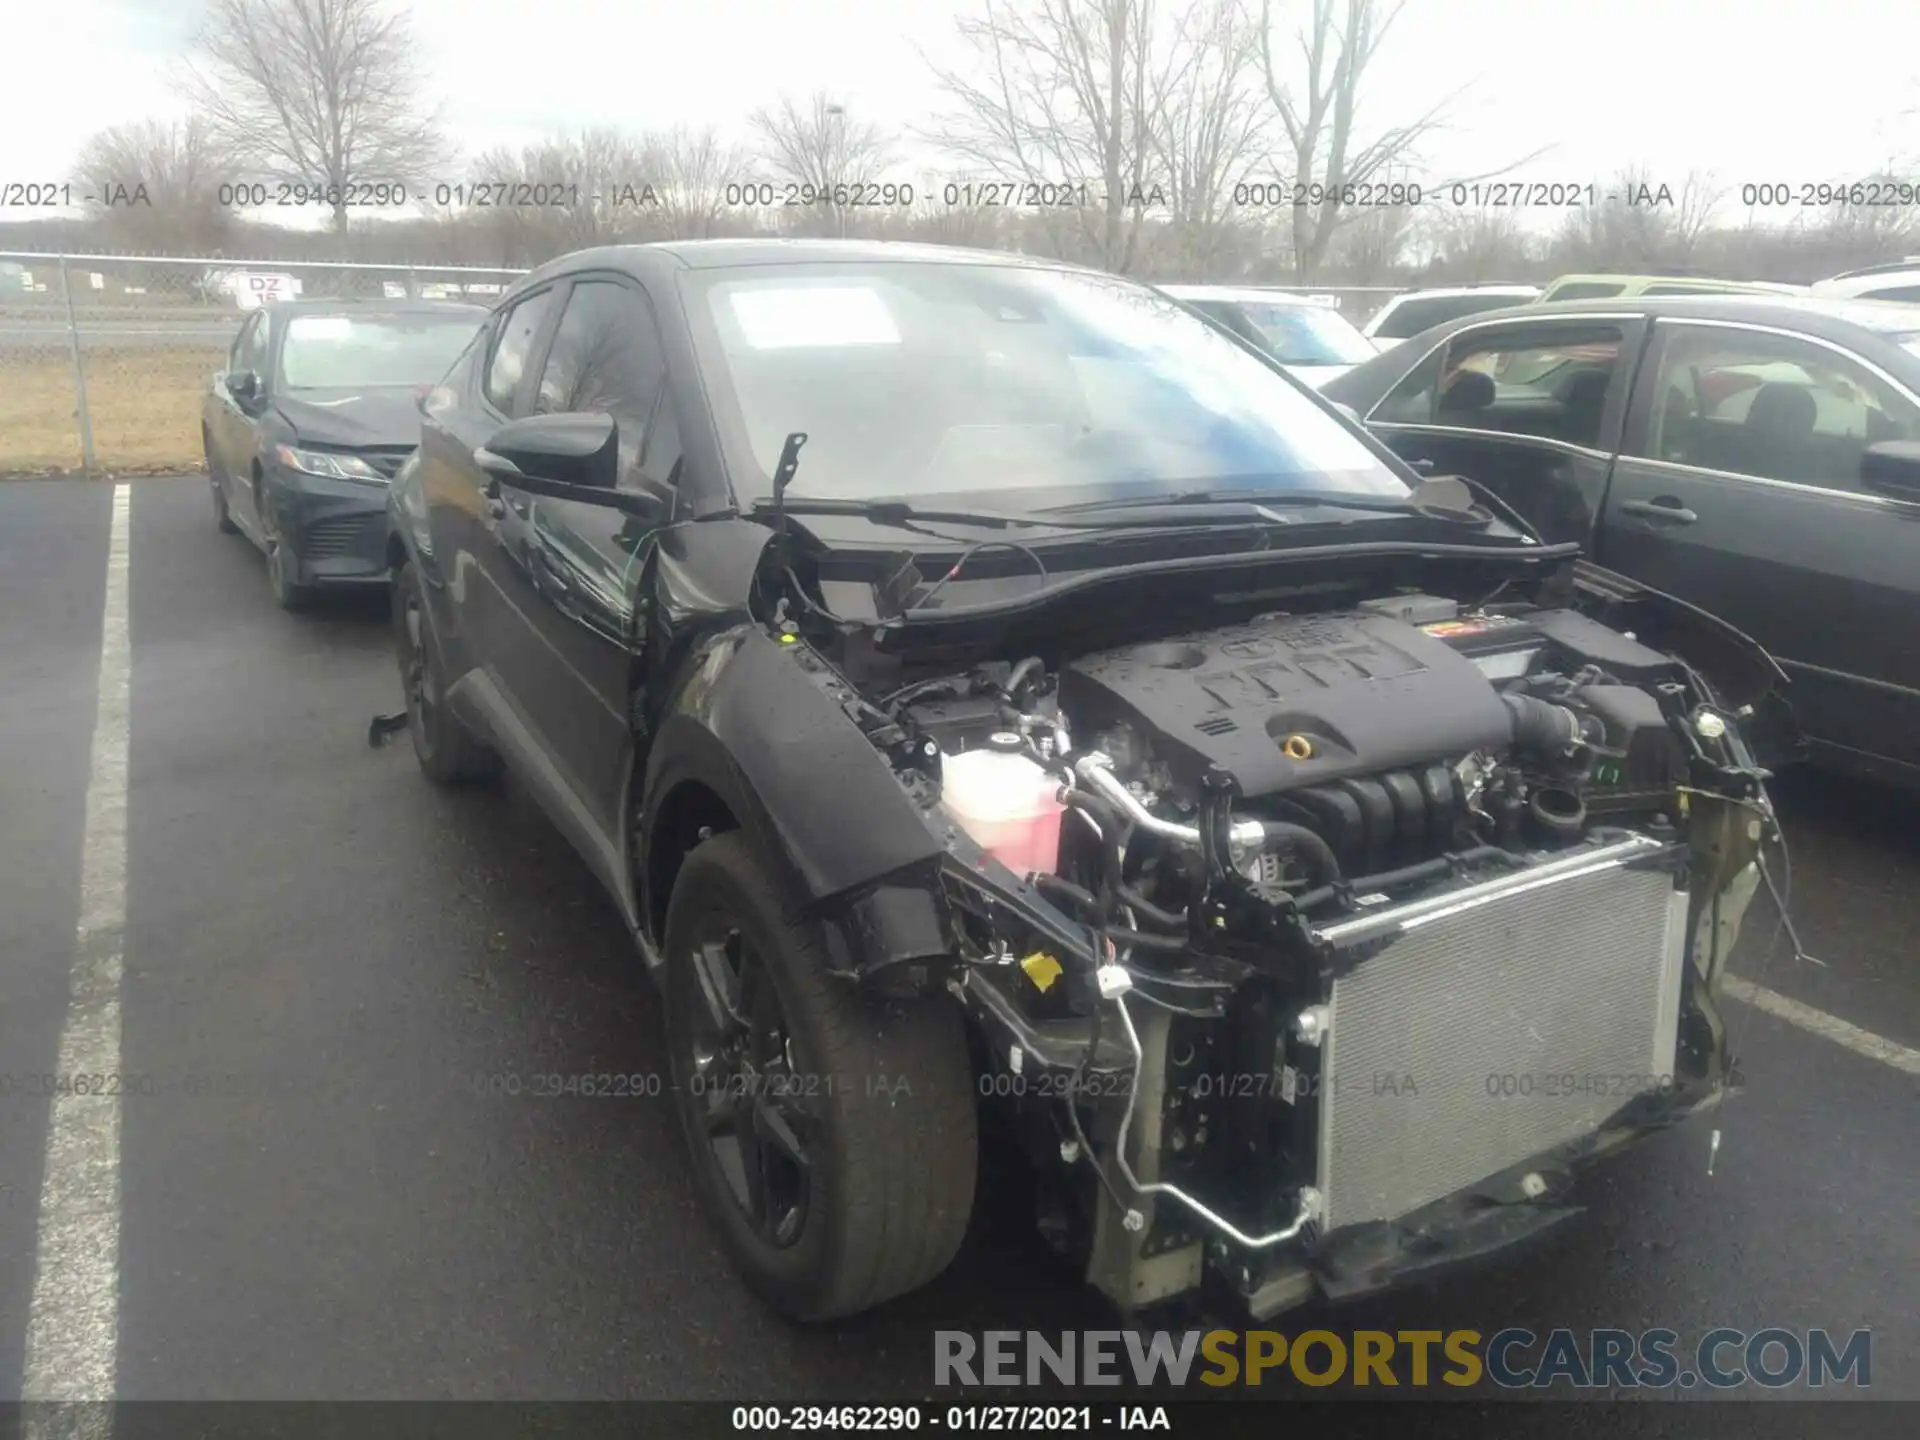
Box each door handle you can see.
[1619,497,1698,525]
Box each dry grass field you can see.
[1,346,221,473]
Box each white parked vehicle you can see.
[1810,260,1920,304]
[1158,284,1378,387]
[1360,285,1543,349]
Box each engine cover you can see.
[1059,610,1513,798]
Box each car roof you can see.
[1463,292,1920,335]
[1158,284,1339,306]
[1380,284,1542,302]
[1811,269,1920,296]
[1543,273,1800,294]
[266,298,490,316]
[1822,257,1920,281]
[519,238,1106,288]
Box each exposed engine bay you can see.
[785,574,1772,1319]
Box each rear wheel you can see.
[392,559,502,785]
[663,832,977,1320]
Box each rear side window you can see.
[1860,285,1920,303]
[1632,324,1920,492]
[1428,327,1625,448]
[484,289,556,414]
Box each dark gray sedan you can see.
[1321,293,1920,789]
[201,300,486,608]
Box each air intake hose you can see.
[1504,693,1588,760]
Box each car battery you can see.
[1418,612,1546,682]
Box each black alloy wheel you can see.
[683,922,815,1248]
[663,832,977,1321]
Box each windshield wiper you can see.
[748,495,1071,529]
[1040,479,1495,527]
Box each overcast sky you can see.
[2,0,1914,212]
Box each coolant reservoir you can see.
[939,741,1065,876]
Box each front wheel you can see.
[259,500,314,611]
[392,559,502,785]
[205,431,239,534]
[663,832,977,1321]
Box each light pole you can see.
[826,103,847,238]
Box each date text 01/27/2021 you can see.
[729,1405,1170,1432]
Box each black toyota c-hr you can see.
[383,239,1777,1326]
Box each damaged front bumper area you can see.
[935,813,1760,1319]
[785,581,1776,1319]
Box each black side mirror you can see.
[1861,440,1920,501]
[475,413,666,520]
[227,369,261,405]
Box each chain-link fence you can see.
[0,253,1411,476]
[0,253,529,475]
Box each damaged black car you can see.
[384,241,1783,1323]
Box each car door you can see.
[1601,319,1920,775]
[493,273,682,842]
[213,311,271,533]
[1360,316,1649,545]
[420,282,565,687]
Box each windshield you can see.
[685,263,1409,508]
[278,313,482,389]
[1228,301,1378,364]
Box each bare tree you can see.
[1411,205,1535,283]
[749,93,898,238]
[1545,167,1729,273]
[923,0,1171,272]
[650,125,754,240]
[1318,165,1420,281]
[70,117,234,255]
[1255,0,1543,280]
[183,0,446,236]
[1146,0,1269,276]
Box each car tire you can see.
[258,496,315,611]
[392,560,503,786]
[206,436,240,536]
[663,831,977,1321]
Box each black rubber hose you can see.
[1255,821,1341,887]
[1034,873,1100,915]
[1104,926,1188,953]
[1115,883,1186,932]
[1504,692,1586,758]
[1528,786,1587,842]
[1063,789,1124,834]
[1291,845,1520,913]
[1003,656,1044,704]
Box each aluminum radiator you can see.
[1309,834,1690,1233]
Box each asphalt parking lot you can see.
[1,475,1915,1414]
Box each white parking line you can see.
[1723,975,1920,1076]
[22,483,130,1431]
